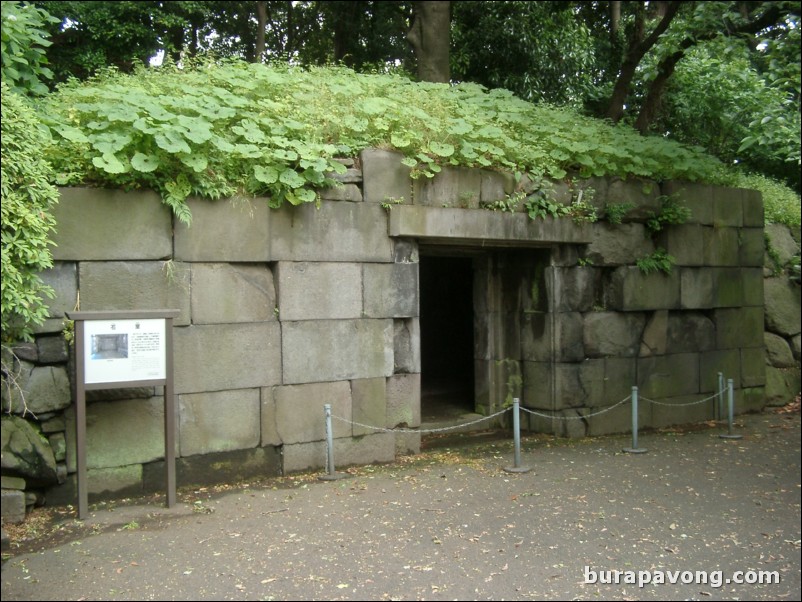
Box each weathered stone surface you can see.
[34,262,77,334]
[585,223,654,266]
[765,224,800,267]
[174,196,270,262]
[480,170,515,205]
[282,319,393,384]
[742,268,764,307]
[363,263,419,318]
[667,312,716,353]
[52,188,172,260]
[386,373,421,428]
[739,228,765,267]
[413,165,482,208]
[606,267,680,311]
[48,432,66,462]
[700,349,741,392]
[352,378,386,436]
[792,334,801,360]
[764,277,801,336]
[1,416,58,486]
[269,201,393,262]
[742,190,764,227]
[740,347,766,388]
[191,263,276,324]
[765,332,796,368]
[79,261,191,326]
[393,318,421,374]
[36,336,68,364]
[388,206,592,246]
[703,227,740,266]
[715,307,764,349]
[637,353,700,398]
[521,311,584,362]
[606,178,661,219]
[270,381,352,444]
[179,389,260,456]
[319,182,363,202]
[83,465,143,499]
[174,322,282,394]
[2,364,71,415]
[583,312,645,358]
[152,447,281,489]
[764,366,801,406]
[1,489,26,524]
[585,400,643,437]
[656,224,704,267]
[523,362,589,411]
[276,262,361,321]
[640,310,668,357]
[650,394,717,429]
[64,397,166,471]
[282,432,395,474]
[553,312,585,362]
[661,181,713,225]
[711,187,744,228]
[361,149,412,204]
[548,267,598,312]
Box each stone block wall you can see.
[2,148,797,520]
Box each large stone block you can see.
[388,206,592,246]
[667,312,716,353]
[521,311,584,362]
[637,353,700,398]
[714,307,764,349]
[606,178,661,220]
[739,228,765,267]
[360,149,412,204]
[393,318,421,373]
[640,310,668,357]
[699,349,741,393]
[1,489,26,524]
[765,332,795,368]
[157,447,281,489]
[764,277,801,337]
[523,362,587,410]
[656,224,704,266]
[352,377,387,436]
[282,319,393,384]
[587,222,654,269]
[52,188,172,260]
[34,262,77,334]
[740,347,766,388]
[583,312,645,358]
[661,181,713,225]
[64,397,167,471]
[703,227,739,266]
[1,415,58,486]
[269,201,393,262]
[318,183,363,202]
[606,267,680,311]
[480,170,516,205]
[386,373,421,428]
[413,165,482,208]
[276,262,362,321]
[764,366,800,406]
[649,394,716,428]
[270,381,352,444]
[363,263,419,318]
[585,399,646,437]
[179,389,260,456]
[174,196,270,262]
[191,263,276,324]
[2,364,71,415]
[765,224,800,267]
[174,322,282,394]
[711,187,744,228]
[282,432,396,474]
[79,261,191,326]
[742,269,764,307]
[742,189,764,227]
[547,266,598,312]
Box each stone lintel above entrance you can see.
[388,205,591,246]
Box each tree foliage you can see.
[1,0,58,95]
[1,83,58,342]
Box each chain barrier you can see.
[519,395,631,421]
[640,389,722,407]
[331,406,511,435]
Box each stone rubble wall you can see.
[2,148,799,522]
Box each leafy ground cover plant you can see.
[38,60,737,222]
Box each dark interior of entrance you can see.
[419,254,475,422]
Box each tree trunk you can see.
[407,1,450,83]
[255,1,267,63]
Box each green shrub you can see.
[1,83,59,342]
[732,171,801,226]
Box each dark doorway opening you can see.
[419,254,475,423]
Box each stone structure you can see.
[2,148,800,521]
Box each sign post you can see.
[66,310,179,519]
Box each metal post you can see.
[318,404,348,481]
[623,386,647,453]
[719,378,743,440]
[504,398,531,473]
[717,372,725,421]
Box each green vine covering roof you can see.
[39,60,733,224]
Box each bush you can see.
[1,83,59,342]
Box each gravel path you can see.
[2,408,800,601]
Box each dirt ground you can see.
[2,403,800,601]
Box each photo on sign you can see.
[90,333,129,360]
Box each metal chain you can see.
[639,389,723,407]
[331,406,511,434]
[519,395,631,421]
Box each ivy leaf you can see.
[92,152,128,174]
[131,152,160,173]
